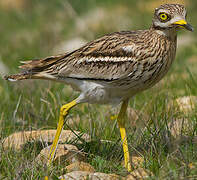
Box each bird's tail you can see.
[4,73,32,81]
[4,54,67,81]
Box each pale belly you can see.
[65,79,123,105]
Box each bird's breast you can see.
[114,36,177,94]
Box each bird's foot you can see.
[48,115,64,164]
[48,100,77,165]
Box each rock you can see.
[175,96,197,114]
[2,130,90,150]
[65,162,95,173]
[59,171,122,180]
[168,118,192,138]
[168,96,197,115]
[131,156,144,168]
[122,156,144,169]
[90,172,121,180]
[36,144,85,165]
[127,168,152,179]
[59,171,90,180]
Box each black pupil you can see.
[162,15,166,18]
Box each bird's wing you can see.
[10,31,144,82]
[58,31,142,81]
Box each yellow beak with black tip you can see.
[174,19,194,32]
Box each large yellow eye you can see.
[159,13,168,21]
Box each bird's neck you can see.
[150,25,177,41]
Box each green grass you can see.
[0,0,197,179]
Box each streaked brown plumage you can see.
[4,4,193,171]
[5,29,177,104]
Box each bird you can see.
[4,4,193,172]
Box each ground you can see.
[0,0,197,179]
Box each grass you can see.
[0,0,197,179]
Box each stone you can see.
[59,171,122,180]
[131,156,144,168]
[168,96,197,115]
[127,168,152,179]
[36,144,85,165]
[121,156,144,169]
[2,130,90,150]
[168,118,192,138]
[90,172,121,180]
[65,162,95,173]
[175,96,197,114]
[59,171,90,180]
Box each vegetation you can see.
[0,0,197,179]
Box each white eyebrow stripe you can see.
[157,9,169,14]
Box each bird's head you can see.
[152,4,193,32]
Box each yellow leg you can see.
[48,99,77,164]
[117,99,131,172]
